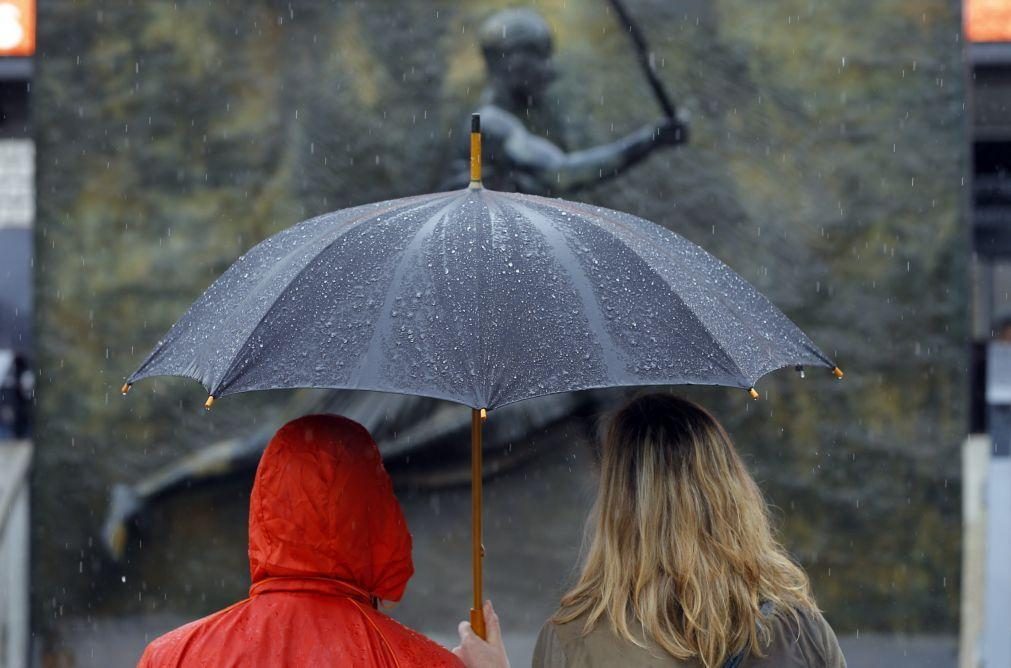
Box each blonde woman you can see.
[453,393,845,668]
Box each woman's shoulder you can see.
[756,605,846,667]
[533,612,692,668]
[538,611,587,646]
[533,606,845,668]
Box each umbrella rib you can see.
[480,196,524,408]
[475,191,493,406]
[504,197,628,382]
[213,193,457,395]
[510,194,753,385]
[349,194,470,393]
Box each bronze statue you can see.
[103,6,689,560]
[444,8,687,194]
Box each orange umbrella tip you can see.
[120,383,132,396]
[832,366,844,380]
[204,395,216,410]
[479,408,487,420]
[748,387,760,400]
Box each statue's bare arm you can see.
[481,107,686,194]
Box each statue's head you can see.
[479,8,555,101]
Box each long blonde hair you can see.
[555,393,816,667]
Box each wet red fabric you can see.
[138,414,462,668]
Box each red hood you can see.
[248,414,413,602]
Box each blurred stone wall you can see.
[33,0,966,655]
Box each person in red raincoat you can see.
[138,414,462,668]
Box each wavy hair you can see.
[555,393,816,667]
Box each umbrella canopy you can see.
[126,188,833,409]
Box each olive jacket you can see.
[533,607,846,668]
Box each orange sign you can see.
[0,0,34,56]
[966,0,1011,43]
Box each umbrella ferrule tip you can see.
[748,387,760,400]
[832,366,844,379]
[204,395,216,410]
[470,114,482,185]
[120,383,132,396]
[479,408,487,420]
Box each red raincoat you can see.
[138,414,462,668]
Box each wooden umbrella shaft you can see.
[470,407,486,639]
[468,113,486,639]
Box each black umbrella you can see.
[124,115,841,636]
